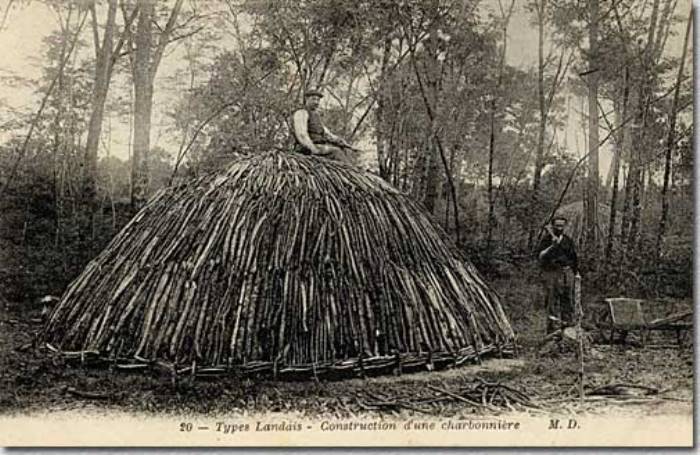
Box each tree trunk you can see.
[487,0,515,249]
[412,142,428,200]
[655,8,691,259]
[52,9,72,248]
[652,0,675,64]
[585,0,599,254]
[423,140,440,214]
[529,0,546,249]
[619,90,639,257]
[130,0,154,211]
[83,0,118,213]
[403,1,461,242]
[605,70,629,265]
[422,2,441,216]
[622,0,661,258]
[626,134,644,249]
[375,37,392,181]
[131,0,184,211]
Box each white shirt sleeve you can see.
[292,109,316,151]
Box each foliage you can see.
[0,0,693,304]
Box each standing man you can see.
[290,89,358,162]
[536,215,580,335]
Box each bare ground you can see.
[0,289,692,420]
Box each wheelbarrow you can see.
[600,297,692,347]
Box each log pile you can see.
[42,151,515,379]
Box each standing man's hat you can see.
[304,89,323,98]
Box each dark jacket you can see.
[537,233,578,273]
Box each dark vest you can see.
[538,234,578,272]
[306,110,326,143]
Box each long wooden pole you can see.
[575,273,583,404]
[655,8,692,259]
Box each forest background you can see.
[0,0,693,311]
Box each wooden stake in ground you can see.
[574,272,583,404]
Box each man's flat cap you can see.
[304,89,324,98]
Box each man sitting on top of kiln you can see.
[290,88,359,162]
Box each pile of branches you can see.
[352,379,539,415]
[427,379,539,412]
[42,151,514,378]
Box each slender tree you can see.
[655,8,691,259]
[585,0,599,254]
[83,0,118,213]
[82,0,137,222]
[375,36,393,181]
[0,9,87,201]
[486,0,515,248]
[399,1,462,243]
[528,0,572,247]
[604,68,629,265]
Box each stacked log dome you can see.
[43,151,515,378]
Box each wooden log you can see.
[42,151,515,377]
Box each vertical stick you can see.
[574,273,583,404]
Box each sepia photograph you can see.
[0,0,693,447]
